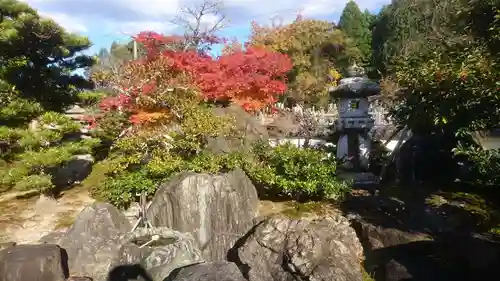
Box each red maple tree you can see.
[96,31,292,125]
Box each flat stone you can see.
[0,244,68,281]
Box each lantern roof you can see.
[329,63,380,98]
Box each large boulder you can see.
[350,217,500,281]
[233,215,364,281]
[147,169,260,261]
[52,154,94,188]
[111,227,204,281]
[56,202,131,281]
[207,105,269,154]
[0,244,68,281]
[351,218,432,251]
[166,261,247,281]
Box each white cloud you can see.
[301,0,338,17]
[21,0,391,36]
[109,21,176,35]
[38,11,88,33]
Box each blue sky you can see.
[21,0,390,56]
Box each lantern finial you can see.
[347,62,365,77]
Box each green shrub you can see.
[88,141,350,208]
[0,111,101,194]
[77,91,106,107]
[98,170,157,208]
[248,142,350,201]
[0,92,43,126]
[454,145,500,187]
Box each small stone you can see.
[0,244,68,281]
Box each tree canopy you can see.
[371,0,500,185]
[372,0,500,134]
[249,17,359,106]
[338,0,373,63]
[0,0,94,114]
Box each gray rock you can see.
[112,227,204,281]
[207,105,269,154]
[235,215,364,281]
[166,261,246,281]
[39,231,65,244]
[350,218,434,280]
[66,277,93,281]
[58,202,131,281]
[350,218,500,281]
[0,244,68,281]
[0,241,16,250]
[53,154,94,187]
[351,219,432,251]
[147,169,259,261]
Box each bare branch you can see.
[170,0,228,51]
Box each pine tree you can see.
[0,0,94,112]
[338,0,373,63]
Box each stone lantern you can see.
[329,63,380,170]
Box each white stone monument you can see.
[329,63,380,171]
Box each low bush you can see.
[87,151,247,208]
[87,141,350,208]
[248,142,350,201]
[77,91,107,107]
[454,145,500,187]
[0,112,100,194]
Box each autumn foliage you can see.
[93,31,292,126]
[249,17,355,105]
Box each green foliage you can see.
[90,111,128,144]
[0,87,43,126]
[99,170,157,208]
[373,0,500,185]
[77,91,106,107]
[391,44,500,135]
[88,151,247,208]
[371,0,442,73]
[454,145,500,187]
[338,0,373,63]
[0,112,81,159]
[372,0,499,74]
[88,139,350,208]
[380,0,500,129]
[0,0,94,111]
[0,112,100,194]
[248,142,350,200]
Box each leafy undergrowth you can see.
[362,266,375,281]
[85,141,350,209]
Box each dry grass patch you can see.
[0,197,35,229]
[259,200,340,219]
[53,210,77,230]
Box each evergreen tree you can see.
[338,0,372,63]
[0,0,94,112]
